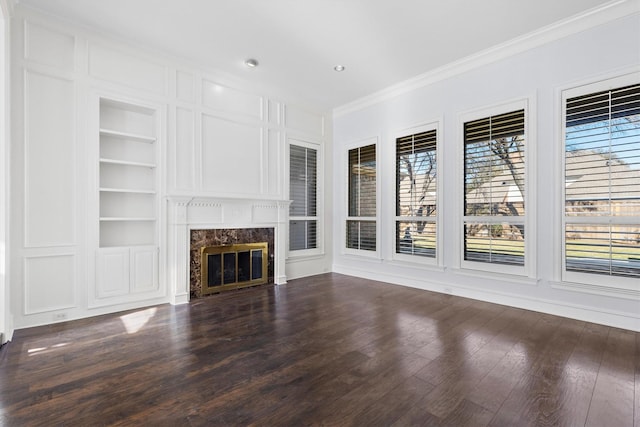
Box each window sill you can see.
[451,267,538,287]
[388,256,445,273]
[286,253,326,263]
[341,250,382,261]
[551,280,640,300]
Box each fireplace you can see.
[190,227,274,298]
[166,197,289,304]
[201,242,268,295]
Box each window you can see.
[396,128,437,258]
[563,79,640,282]
[347,143,376,251]
[463,109,526,269]
[289,143,318,252]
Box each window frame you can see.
[287,138,323,258]
[458,98,535,277]
[392,121,443,266]
[344,137,379,258]
[560,73,640,291]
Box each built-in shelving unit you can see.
[92,96,161,307]
[98,98,158,248]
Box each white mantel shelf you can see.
[165,196,291,305]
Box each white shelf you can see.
[100,158,156,168]
[100,128,155,143]
[99,96,158,252]
[99,187,156,195]
[100,217,156,222]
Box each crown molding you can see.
[333,0,640,118]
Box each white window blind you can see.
[464,109,526,266]
[347,144,376,251]
[289,144,317,251]
[396,129,437,257]
[564,83,640,279]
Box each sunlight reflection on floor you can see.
[120,307,157,334]
[27,342,70,356]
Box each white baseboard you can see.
[171,293,190,305]
[1,315,14,344]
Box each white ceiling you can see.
[16,0,621,110]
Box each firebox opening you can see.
[201,242,268,295]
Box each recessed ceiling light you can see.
[334,65,345,72]
[245,58,259,68]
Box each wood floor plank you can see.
[422,307,538,419]
[488,317,586,427]
[0,273,638,426]
[552,322,609,427]
[585,328,636,427]
[282,352,432,425]
[355,375,436,426]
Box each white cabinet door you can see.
[96,248,130,298]
[130,246,158,293]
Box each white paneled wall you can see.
[200,114,263,194]
[173,107,196,190]
[285,105,325,137]
[8,5,330,331]
[23,71,76,247]
[88,43,168,95]
[201,80,262,120]
[23,254,75,314]
[0,0,8,344]
[24,21,74,71]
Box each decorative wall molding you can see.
[23,69,76,248]
[88,42,168,96]
[8,4,327,330]
[24,21,75,72]
[23,253,76,315]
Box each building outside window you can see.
[463,108,527,271]
[396,127,438,259]
[562,78,640,284]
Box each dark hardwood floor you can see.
[1,273,638,426]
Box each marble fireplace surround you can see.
[190,228,274,298]
[167,196,290,304]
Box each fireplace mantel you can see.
[166,196,290,304]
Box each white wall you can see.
[333,11,640,331]
[0,0,9,344]
[9,5,330,331]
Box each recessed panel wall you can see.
[266,129,281,196]
[11,6,329,331]
[201,114,262,195]
[131,248,158,293]
[176,70,195,103]
[202,80,262,120]
[24,255,75,314]
[174,107,196,190]
[24,22,75,71]
[267,100,281,125]
[286,105,324,136]
[89,44,167,95]
[24,71,75,247]
[95,249,129,298]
